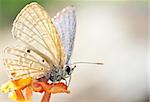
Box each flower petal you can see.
[1,78,32,102]
[0,77,32,94]
[15,89,25,101]
[31,81,70,94]
[13,77,32,90]
[8,89,26,102]
[8,91,17,101]
[1,81,17,93]
[31,81,44,92]
[1,78,69,102]
[46,82,70,94]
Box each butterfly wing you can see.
[52,6,76,64]
[12,2,65,67]
[6,2,65,80]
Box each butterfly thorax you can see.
[49,68,64,82]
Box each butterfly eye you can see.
[26,49,30,53]
[65,66,70,75]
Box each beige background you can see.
[0,1,148,102]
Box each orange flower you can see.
[1,77,69,102]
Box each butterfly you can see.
[3,2,102,85]
[3,2,77,83]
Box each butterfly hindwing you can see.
[3,47,50,80]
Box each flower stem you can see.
[41,92,51,102]
[15,89,25,101]
[25,86,32,101]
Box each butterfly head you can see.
[48,65,76,82]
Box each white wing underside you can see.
[52,6,76,64]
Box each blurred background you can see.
[0,0,148,102]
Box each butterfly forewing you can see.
[52,6,76,64]
[12,2,65,67]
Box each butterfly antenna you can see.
[70,61,104,65]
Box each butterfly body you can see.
[49,68,64,82]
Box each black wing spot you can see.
[26,49,30,53]
[42,59,45,62]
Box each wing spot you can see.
[40,68,44,70]
[11,72,17,77]
[24,53,27,57]
[26,49,30,53]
